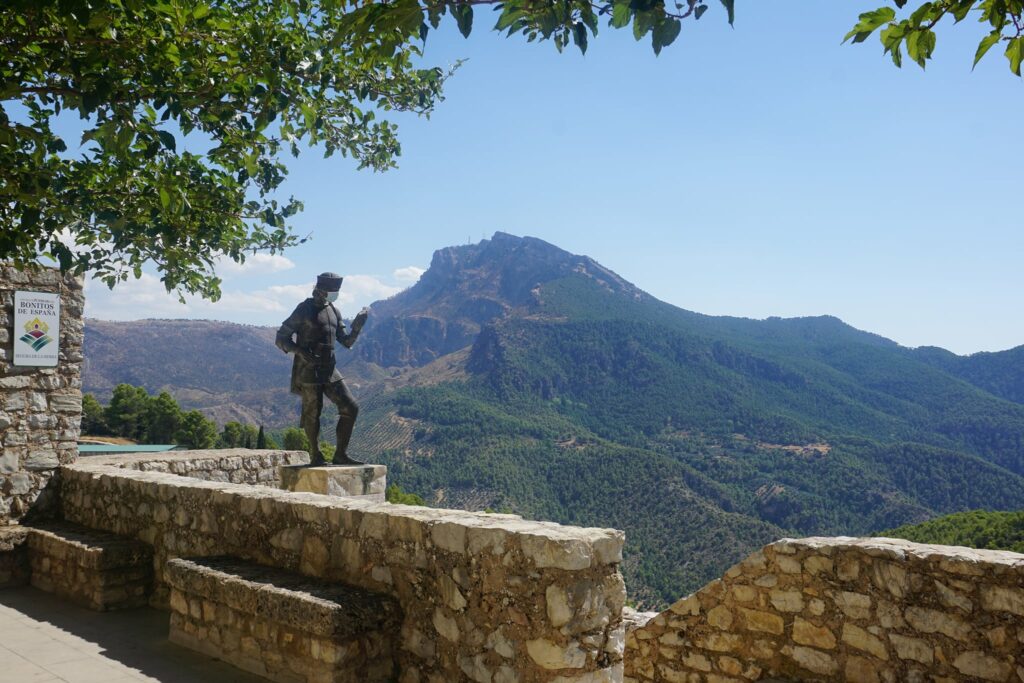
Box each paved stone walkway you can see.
[0,586,268,682]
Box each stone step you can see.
[165,556,401,683]
[26,521,153,610]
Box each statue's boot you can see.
[304,418,324,466]
[335,412,361,465]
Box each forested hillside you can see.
[85,233,1024,608]
[886,510,1024,554]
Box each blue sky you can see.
[84,2,1024,355]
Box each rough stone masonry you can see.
[0,265,84,524]
[625,536,1024,683]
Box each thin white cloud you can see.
[216,253,296,276]
[393,266,426,284]
[85,271,408,323]
[336,275,402,309]
[84,273,193,319]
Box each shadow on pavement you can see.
[0,585,268,682]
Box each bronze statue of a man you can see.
[275,272,369,466]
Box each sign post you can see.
[13,291,60,367]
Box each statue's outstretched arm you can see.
[338,307,369,349]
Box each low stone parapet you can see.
[82,448,309,486]
[26,521,153,610]
[625,536,1024,683]
[60,459,626,682]
[167,556,400,683]
[280,464,387,501]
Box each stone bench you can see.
[26,521,153,610]
[165,556,401,683]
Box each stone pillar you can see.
[279,463,387,501]
[0,265,85,524]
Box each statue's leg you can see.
[300,384,325,465]
[324,380,360,464]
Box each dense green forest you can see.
[886,510,1024,554]
[83,383,301,452]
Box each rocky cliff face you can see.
[350,231,643,368]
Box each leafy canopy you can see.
[2,0,1019,301]
[845,0,1024,74]
[1,0,729,300]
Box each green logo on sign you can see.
[20,317,53,351]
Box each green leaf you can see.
[159,188,171,209]
[973,31,1002,69]
[192,4,210,20]
[844,7,896,44]
[719,0,734,25]
[573,23,588,54]
[157,130,176,151]
[906,28,936,68]
[611,1,631,29]
[652,18,681,55]
[694,4,708,20]
[1006,36,1023,76]
[164,43,181,66]
[452,3,473,38]
[633,11,655,41]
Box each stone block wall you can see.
[60,457,627,683]
[166,556,401,683]
[0,265,84,523]
[625,536,1024,683]
[28,522,153,610]
[84,449,309,486]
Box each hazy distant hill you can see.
[84,319,297,426]
[84,232,1024,607]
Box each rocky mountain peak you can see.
[352,233,641,368]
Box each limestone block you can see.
[844,656,881,683]
[790,645,838,676]
[792,618,836,649]
[769,589,803,613]
[526,638,587,669]
[835,591,872,620]
[279,463,387,501]
[904,606,971,641]
[521,531,592,570]
[952,651,1012,682]
[888,634,933,665]
[24,448,59,470]
[739,608,783,635]
[981,585,1024,617]
[841,623,889,661]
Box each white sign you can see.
[13,291,60,367]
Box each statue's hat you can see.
[316,272,343,292]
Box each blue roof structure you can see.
[78,444,184,454]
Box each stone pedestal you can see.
[279,464,387,501]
